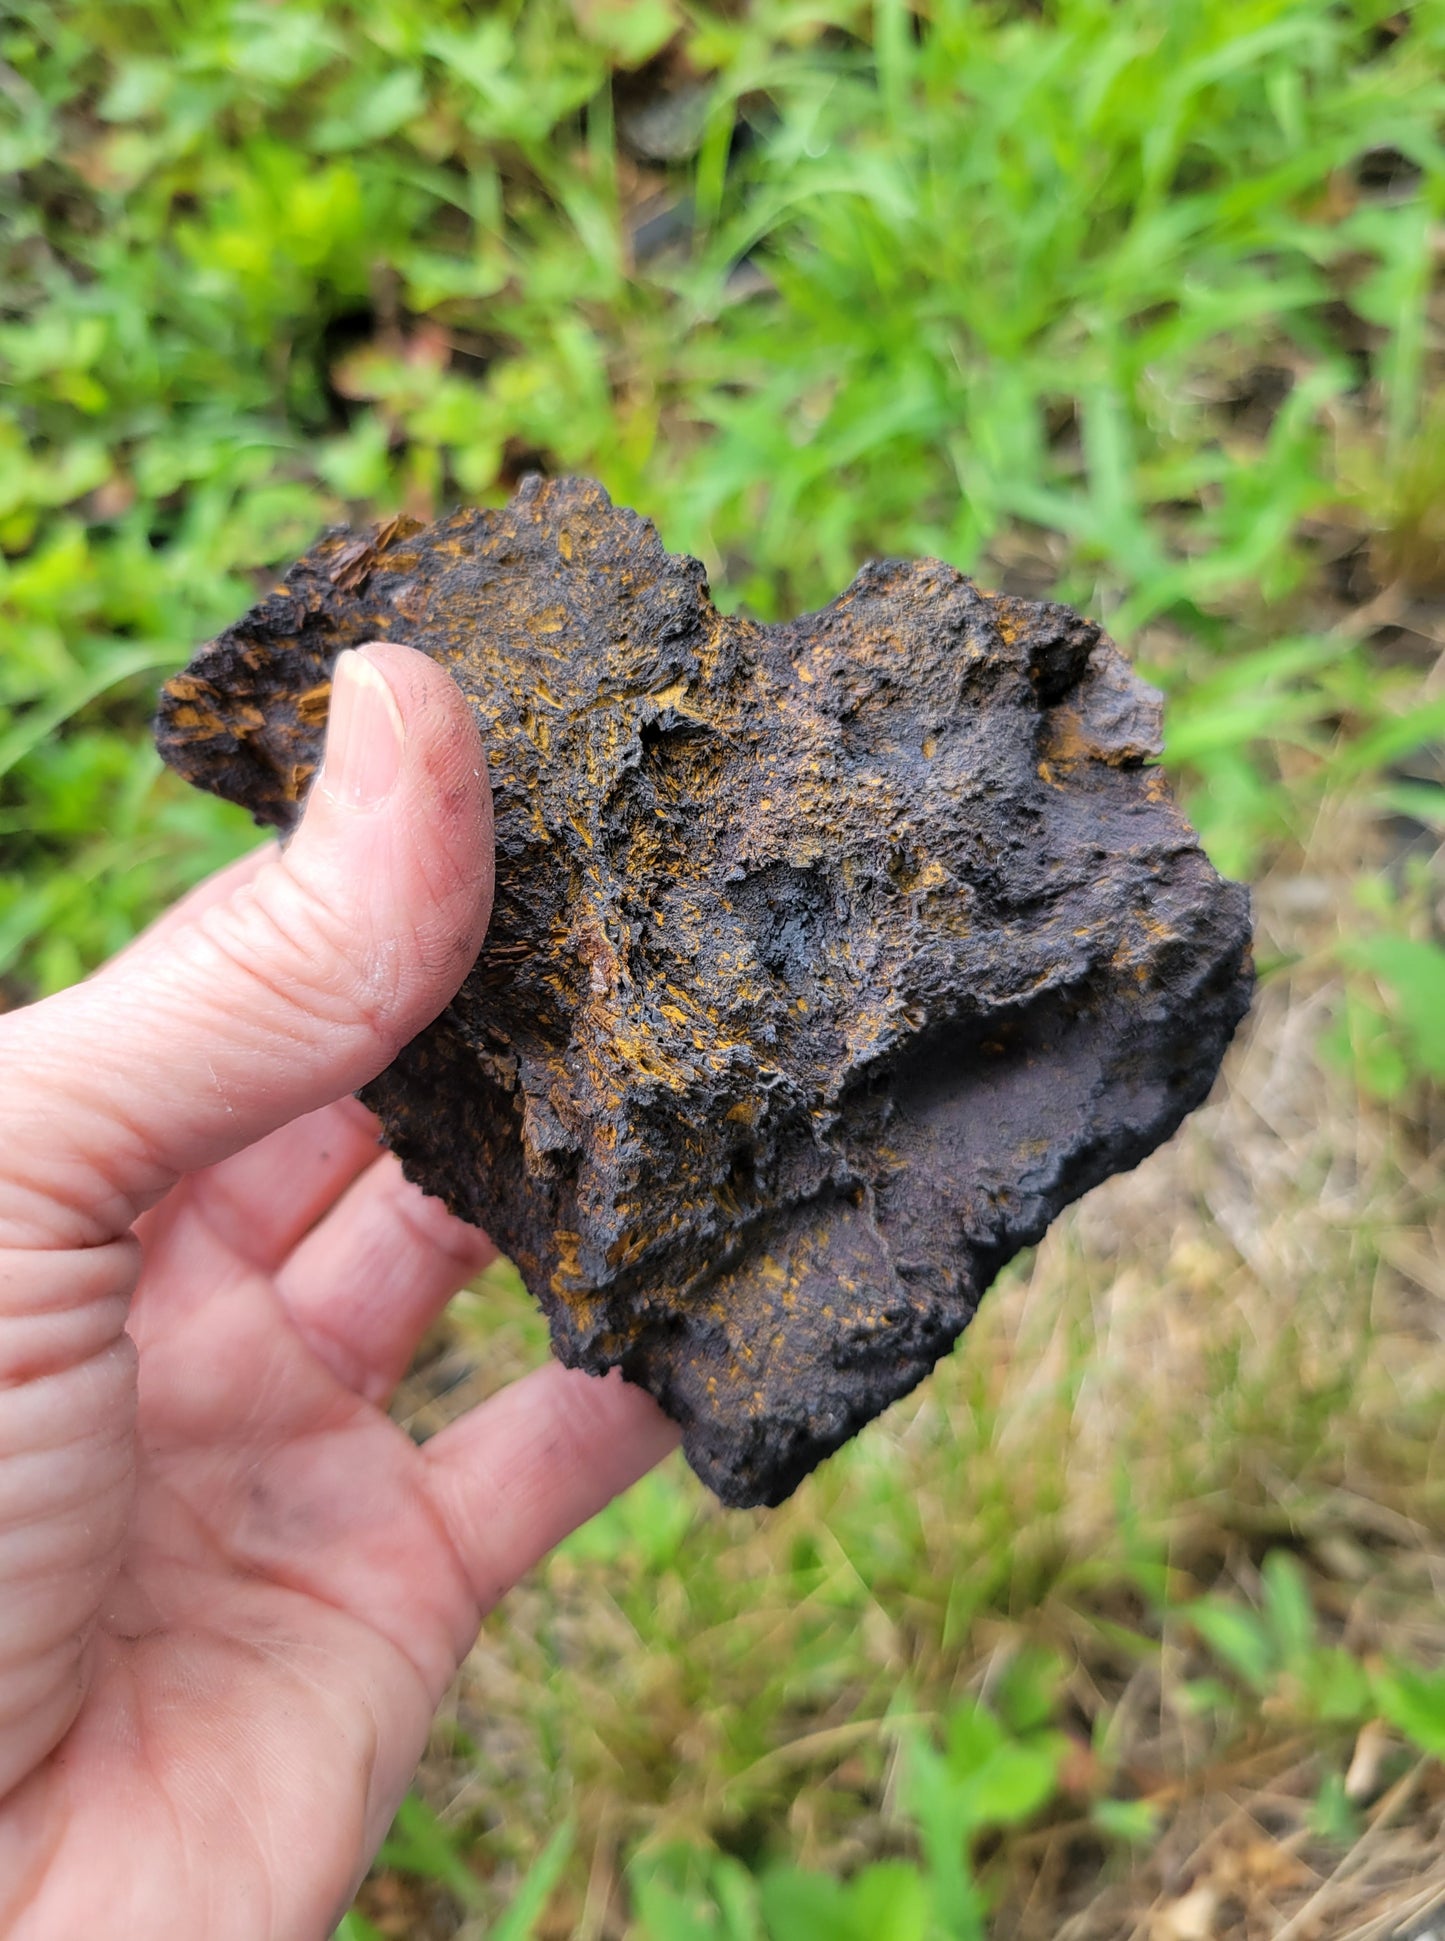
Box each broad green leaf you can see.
[1306,1649,1373,1726]
[758,1867,854,1941]
[944,1704,1006,1778]
[1186,1599,1277,1693]
[1375,1664,1445,1761]
[847,1862,930,1941]
[957,1740,1064,1830]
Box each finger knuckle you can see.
[205,877,408,1049]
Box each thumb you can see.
[0,643,492,1249]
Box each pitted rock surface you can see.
[156,476,1253,1506]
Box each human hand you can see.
[0,642,678,1939]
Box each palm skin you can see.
[0,645,676,1939]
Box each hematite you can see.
[156,477,1253,1507]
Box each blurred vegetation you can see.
[4,0,1444,1057]
[3,0,1444,1934]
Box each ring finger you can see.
[274,1152,496,1403]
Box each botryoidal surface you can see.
[156,477,1253,1506]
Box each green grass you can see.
[4,0,1443,1060]
[3,0,1444,1933]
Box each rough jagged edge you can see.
[155,489,1255,1507]
[645,903,1254,1509]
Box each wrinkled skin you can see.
[0,644,676,1941]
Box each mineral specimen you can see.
[155,476,1253,1507]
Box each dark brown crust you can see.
[156,477,1253,1506]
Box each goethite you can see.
[156,476,1253,1507]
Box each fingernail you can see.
[322,650,405,810]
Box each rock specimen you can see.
[156,477,1253,1507]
